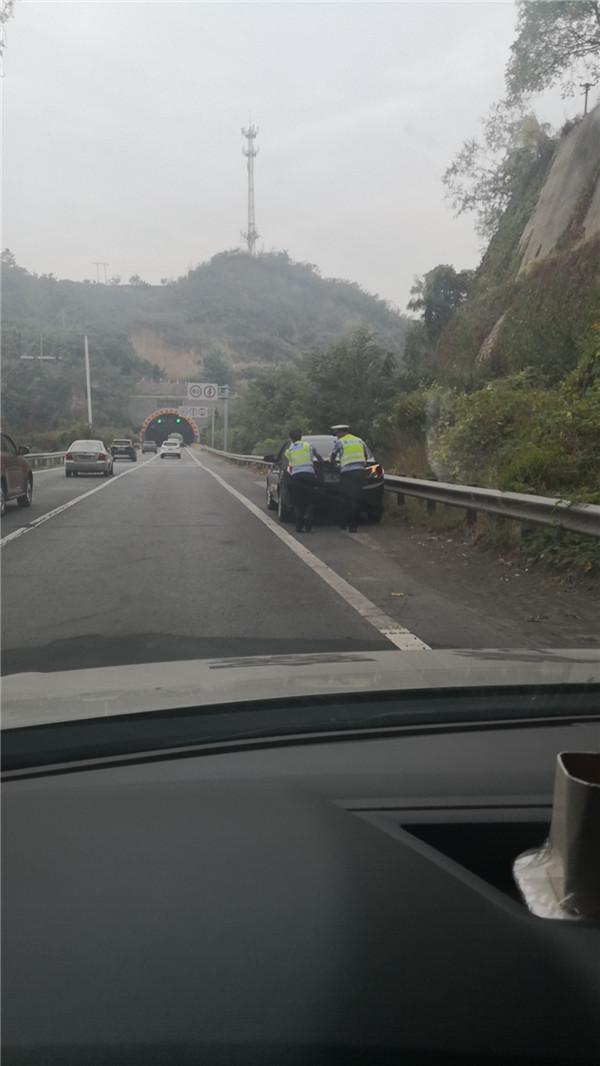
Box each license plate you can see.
[322,473,340,484]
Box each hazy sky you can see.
[2,1,584,307]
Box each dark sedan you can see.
[110,438,137,462]
[265,434,384,524]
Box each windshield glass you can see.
[1,1,598,731]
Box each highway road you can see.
[2,448,598,675]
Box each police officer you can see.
[284,428,319,532]
[331,423,368,532]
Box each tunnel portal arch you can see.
[140,409,199,445]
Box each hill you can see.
[373,104,600,543]
[1,250,409,381]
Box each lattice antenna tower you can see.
[241,123,259,255]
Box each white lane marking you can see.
[188,451,429,652]
[0,458,156,548]
[31,466,64,475]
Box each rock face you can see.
[519,104,600,273]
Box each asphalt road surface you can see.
[2,448,598,675]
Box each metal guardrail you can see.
[202,446,600,538]
[27,452,66,469]
[201,445,270,467]
[383,476,600,539]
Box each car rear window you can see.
[113,440,131,445]
[70,441,101,450]
[303,436,335,455]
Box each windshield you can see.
[1,1,598,732]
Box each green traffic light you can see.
[157,418,162,424]
[176,417,182,423]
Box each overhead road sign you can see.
[186,382,218,401]
[179,406,209,419]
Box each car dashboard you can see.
[3,703,600,1065]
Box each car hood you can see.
[2,648,600,729]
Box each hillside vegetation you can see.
[1,249,408,372]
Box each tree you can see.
[1,247,16,267]
[305,329,398,439]
[443,108,555,239]
[128,274,149,287]
[506,1,600,103]
[108,275,121,286]
[200,349,235,387]
[408,265,474,341]
[0,0,15,56]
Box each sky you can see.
[1,1,586,308]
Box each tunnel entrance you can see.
[140,409,199,445]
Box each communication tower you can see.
[241,123,259,255]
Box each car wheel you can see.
[266,484,277,511]
[0,482,6,518]
[277,489,291,523]
[367,509,383,524]
[17,476,33,508]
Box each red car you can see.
[0,432,33,517]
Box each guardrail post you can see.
[396,493,405,508]
[466,509,477,526]
[426,499,436,515]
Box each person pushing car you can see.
[284,428,320,532]
[330,423,369,532]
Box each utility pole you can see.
[211,405,215,448]
[581,82,594,116]
[241,123,259,255]
[221,385,230,451]
[84,335,93,426]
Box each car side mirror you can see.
[263,454,275,463]
[18,445,30,456]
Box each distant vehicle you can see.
[0,432,33,517]
[160,439,182,459]
[167,433,184,446]
[265,434,384,524]
[142,440,158,453]
[65,440,113,478]
[110,439,137,462]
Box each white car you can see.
[160,439,182,459]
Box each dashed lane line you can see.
[0,457,157,548]
[188,450,429,652]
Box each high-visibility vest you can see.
[338,433,366,468]
[285,440,314,473]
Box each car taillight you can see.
[65,452,73,461]
[97,453,107,461]
[367,464,383,478]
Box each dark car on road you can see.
[265,433,384,524]
[110,438,137,462]
[142,439,158,454]
[0,432,33,518]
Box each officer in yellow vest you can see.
[284,428,320,532]
[331,423,368,532]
